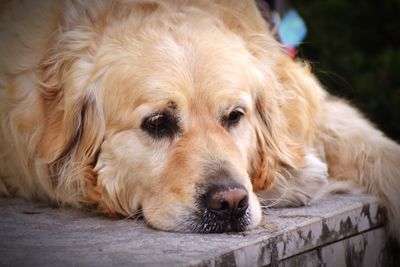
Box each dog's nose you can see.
[205,183,249,218]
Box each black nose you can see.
[204,183,249,219]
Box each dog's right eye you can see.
[221,107,244,128]
[141,112,179,139]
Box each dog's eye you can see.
[141,112,179,138]
[222,108,244,128]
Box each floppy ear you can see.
[37,53,104,164]
[250,78,306,191]
[250,55,326,191]
[219,0,325,191]
[36,3,106,203]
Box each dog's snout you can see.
[194,166,253,233]
[205,184,249,218]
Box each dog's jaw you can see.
[141,189,262,233]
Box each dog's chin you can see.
[184,207,252,233]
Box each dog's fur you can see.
[1,0,399,238]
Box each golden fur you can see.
[1,0,399,238]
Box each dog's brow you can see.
[167,101,177,110]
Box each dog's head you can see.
[37,0,323,232]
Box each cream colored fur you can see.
[0,0,399,239]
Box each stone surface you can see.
[278,227,399,267]
[0,194,397,266]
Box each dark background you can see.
[288,0,400,141]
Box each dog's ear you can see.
[36,2,106,201]
[250,79,306,191]
[250,56,326,191]
[219,0,326,191]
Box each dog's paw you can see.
[258,150,328,208]
[0,178,10,197]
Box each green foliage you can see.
[294,0,400,140]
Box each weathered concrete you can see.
[0,194,398,266]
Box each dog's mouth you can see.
[187,207,251,233]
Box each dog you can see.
[1,0,399,239]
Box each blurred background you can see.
[266,0,400,141]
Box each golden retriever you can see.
[1,0,399,239]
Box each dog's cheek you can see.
[141,196,187,232]
[141,185,197,232]
[92,131,165,217]
[141,161,202,231]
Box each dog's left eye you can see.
[141,112,179,139]
[222,108,244,128]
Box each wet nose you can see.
[205,183,249,218]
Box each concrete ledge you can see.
[0,194,398,266]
